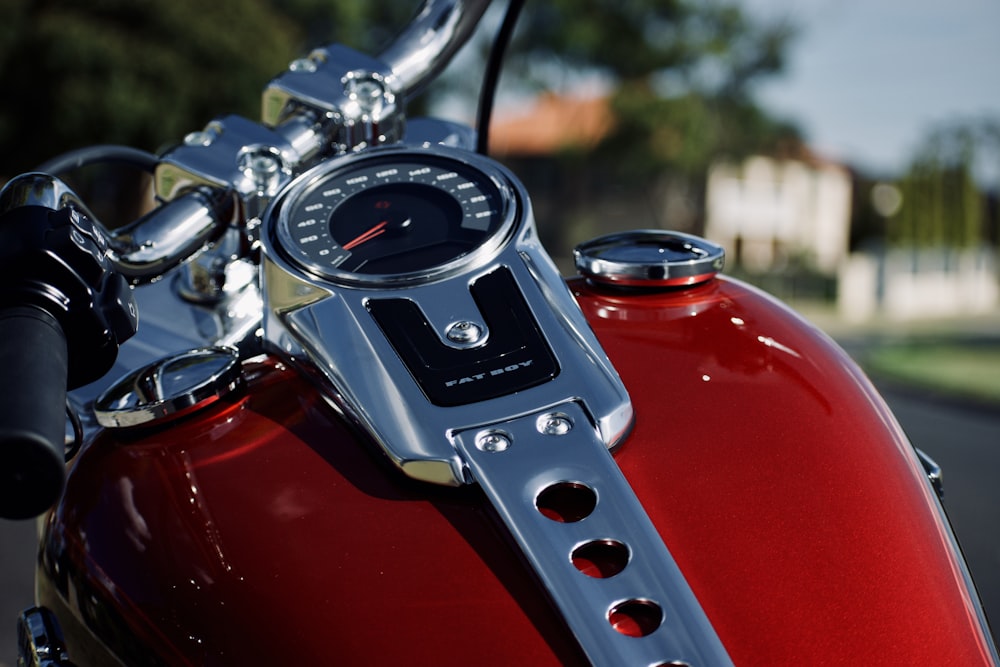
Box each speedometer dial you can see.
[275,151,513,284]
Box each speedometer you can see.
[274,150,515,285]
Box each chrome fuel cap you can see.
[95,347,242,428]
[574,230,725,288]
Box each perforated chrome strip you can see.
[453,402,733,667]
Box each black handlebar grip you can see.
[0,306,69,520]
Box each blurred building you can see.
[488,93,708,262]
[487,93,613,157]
[489,94,998,321]
[839,248,998,322]
[703,155,852,274]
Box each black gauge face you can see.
[276,154,511,282]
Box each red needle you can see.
[342,221,388,250]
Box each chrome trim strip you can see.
[454,402,734,667]
[256,143,736,662]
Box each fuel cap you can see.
[574,230,725,288]
[94,347,242,428]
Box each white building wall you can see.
[705,155,852,274]
[839,248,999,322]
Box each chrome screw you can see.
[537,413,573,436]
[475,431,512,453]
[184,121,222,147]
[446,321,485,346]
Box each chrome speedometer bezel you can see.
[268,145,520,288]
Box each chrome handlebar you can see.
[378,0,491,98]
[0,174,234,285]
[8,0,493,287]
[106,188,234,283]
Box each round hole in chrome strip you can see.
[609,599,665,638]
[571,539,630,578]
[534,481,597,523]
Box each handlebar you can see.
[0,176,140,518]
[0,173,233,285]
[0,1,498,518]
[107,187,234,283]
[0,307,69,520]
[378,0,492,98]
[38,1,494,283]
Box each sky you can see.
[738,0,1000,180]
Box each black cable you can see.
[37,144,159,176]
[475,0,526,155]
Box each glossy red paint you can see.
[573,276,995,665]
[44,361,584,665]
[41,276,996,665]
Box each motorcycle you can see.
[2,1,997,665]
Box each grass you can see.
[865,341,1000,404]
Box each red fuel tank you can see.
[38,275,996,665]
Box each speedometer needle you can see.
[342,221,388,250]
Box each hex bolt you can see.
[238,148,283,195]
[344,75,387,114]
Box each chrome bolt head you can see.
[446,321,485,346]
[475,431,512,453]
[537,413,573,436]
[238,147,284,195]
[183,122,222,148]
[344,75,390,115]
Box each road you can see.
[879,385,1000,644]
[0,516,34,667]
[1,385,998,665]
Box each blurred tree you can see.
[483,0,801,251]
[511,0,802,176]
[0,0,801,252]
[0,0,798,175]
[0,0,415,178]
[890,118,999,248]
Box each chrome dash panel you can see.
[260,144,632,486]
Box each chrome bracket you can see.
[263,45,404,151]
